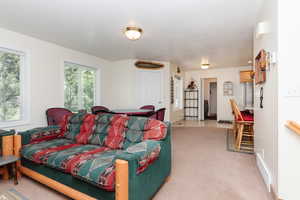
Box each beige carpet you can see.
[0,127,272,200]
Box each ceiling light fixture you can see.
[124,26,143,40]
[201,63,210,70]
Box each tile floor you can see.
[173,119,233,129]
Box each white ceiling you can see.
[0,0,262,69]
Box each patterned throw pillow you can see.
[75,114,96,144]
[87,113,129,149]
[123,117,167,148]
[123,117,149,149]
[103,114,129,149]
[143,118,167,141]
[87,114,114,146]
[63,112,88,141]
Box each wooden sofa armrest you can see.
[14,135,22,179]
[1,135,14,180]
[115,159,128,200]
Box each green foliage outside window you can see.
[64,62,95,112]
[0,50,21,121]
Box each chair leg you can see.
[233,122,237,138]
[236,124,244,150]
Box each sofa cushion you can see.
[63,112,88,141]
[123,117,149,149]
[71,149,123,191]
[126,140,161,174]
[87,114,112,145]
[75,114,96,144]
[123,117,167,149]
[21,138,74,163]
[42,144,101,171]
[87,113,128,149]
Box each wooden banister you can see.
[285,121,300,135]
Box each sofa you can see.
[16,112,171,200]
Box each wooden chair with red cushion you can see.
[46,108,73,126]
[230,99,254,150]
[140,105,155,111]
[156,108,166,121]
[91,106,110,115]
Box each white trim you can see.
[0,47,30,128]
[173,75,183,111]
[256,153,272,192]
[95,69,101,105]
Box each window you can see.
[0,47,27,126]
[173,75,183,110]
[64,62,96,112]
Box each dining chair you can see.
[156,108,166,121]
[140,105,155,111]
[91,106,110,114]
[46,108,73,126]
[230,99,254,151]
[229,100,238,138]
[129,111,155,118]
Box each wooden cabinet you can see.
[240,70,254,83]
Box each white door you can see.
[136,70,163,110]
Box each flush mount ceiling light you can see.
[124,26,143,40]
[201,63,210,70]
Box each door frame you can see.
[200,77,218,121]
[135,69,164,109]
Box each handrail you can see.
[285,120,300,135]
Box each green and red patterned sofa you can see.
[18,112,171,200]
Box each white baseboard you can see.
[256,153,272,192]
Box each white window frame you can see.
[173,75,183,111]
[63,61,97,111]
[0,47,30,128]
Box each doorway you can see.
[203,78,217,120]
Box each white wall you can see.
[253,0,278,195]
[277,1,300,199]
[0,27,173,132]
[0,27,111,131]
[170,63,184,123]
[107,59,171,121]
[185,66,251,121]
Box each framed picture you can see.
[255,50,267,84]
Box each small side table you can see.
[0,155,19,184]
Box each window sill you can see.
[0,120,30,129]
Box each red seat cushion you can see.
[238,113,254,122]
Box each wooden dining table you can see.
[111,109,153,116]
